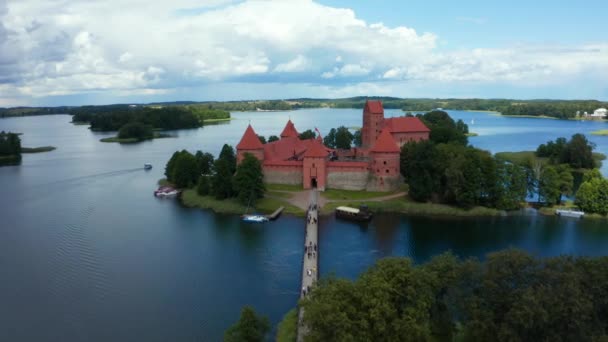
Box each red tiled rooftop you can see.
[236,124,264,150]
[280,120,299,138]
[370,129,400,153]
[304,139,330,158]
[384,117,430,133]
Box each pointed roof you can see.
[236,124,264,150]
[280,120,299,138]
[304,139,330,158]
[364,100,384,114]
[370,129,400,153]
[384,117,430,133]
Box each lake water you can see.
[1,109,607,341]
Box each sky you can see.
[0,0,607,107]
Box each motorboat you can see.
[144,163,152,170]
[154,186,179,197]
[555,209,584,218]
[242,214,269,223]
[335,205,373,222]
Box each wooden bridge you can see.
[297,190,319,342]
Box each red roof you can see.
[280,120,299,138]
[384,117,430,133]
[236,124,264,150]
[370,129,400,153]
[364,100,384,114]
[304,139,330,158]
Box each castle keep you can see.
[236,100,430,191]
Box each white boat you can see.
[470,119,475,125]
[144,163,152,170]
[154,186,179,197]
[555,209,584,218]
[242,214,268,223]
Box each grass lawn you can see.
[267,191,293,199]
[276,309,298,342]
[591,129,608,136]
[266,183,302,192]
[21,146,56,153]
[180,189,305,216]
[320,196,503,217]
[322,188,398,200]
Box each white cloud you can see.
[0,0,607,104]
[274,55,310,73]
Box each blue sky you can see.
[0,0,607,106]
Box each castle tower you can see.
[302,139,328,191]
[369,129,401,191]
[236,124,264,163]
[280,119,299,139]
[362,100,385,148]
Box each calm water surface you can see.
[1,109,607,341]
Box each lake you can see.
[1,109,607,341]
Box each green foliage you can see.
[117,122,153,141]
[86,106,201,131]
[302,250,608,342]
[194,151,214,175]
[211,158,234,200]
[353,129,362,147]
[400,140,526,209]
[276,309,298,342]
[268,135,279,143]
[257,135,266,144]
[575,173,608,215]
[219,144,236,174]
[419,110,468,145]
[233,153,265,205]
[164,150,200,188]
[196,176,211,196]
[0,131,22,156]
[298,129,316,140]
[323,126,353,149]
[224,306,270,342]
[537,134,596,169]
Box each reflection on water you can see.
[1,111,607,341]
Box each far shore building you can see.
[591,108,607,118]
[236,100,430,191]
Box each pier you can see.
[265,206,284,220]
[297,190,319,342]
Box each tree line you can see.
[298,250,608,342]
[401,111,528,210]
[164,144,265,205]
[0,131,22,165]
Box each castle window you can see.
[312,163,315,168]
[386,169,389,173]
[376,169,379,173]
[383,161,387,165]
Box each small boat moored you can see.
[335,205,373,222]
[242,214,269,223]
[154,186,180,197]
[555,209,585,218]
[144,163,153,170]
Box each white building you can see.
[591,108,607,117]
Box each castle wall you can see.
[326,162,369,190]
[263,162,303,185]
[237,149,264,163]
[390,132,429,147]
[366,174,402,192]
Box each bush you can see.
[117,122,153,141]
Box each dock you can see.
[297,191,319,342]
[265,206,284,220]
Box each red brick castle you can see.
[236,100,430,191]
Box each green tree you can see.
[323,128,337,148]
[565,133,595,169]
[171,151,199,188]
[197,175,211,196]
[539,165,561,204]
[165,151,181,181]
[233,153,265,205]
[117,122,153,140]
[194,151,214,175]
[211,158,234,199]
[268,135,279,143]
[575,176,608,215]
[219,144,236,173]
[298,129,316,140]
[334,126,354,149]
[353,129,362,147]
[555,165,574,204]
[257,135,266,144]
[224,306,270,342]
[400,140,439,202]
